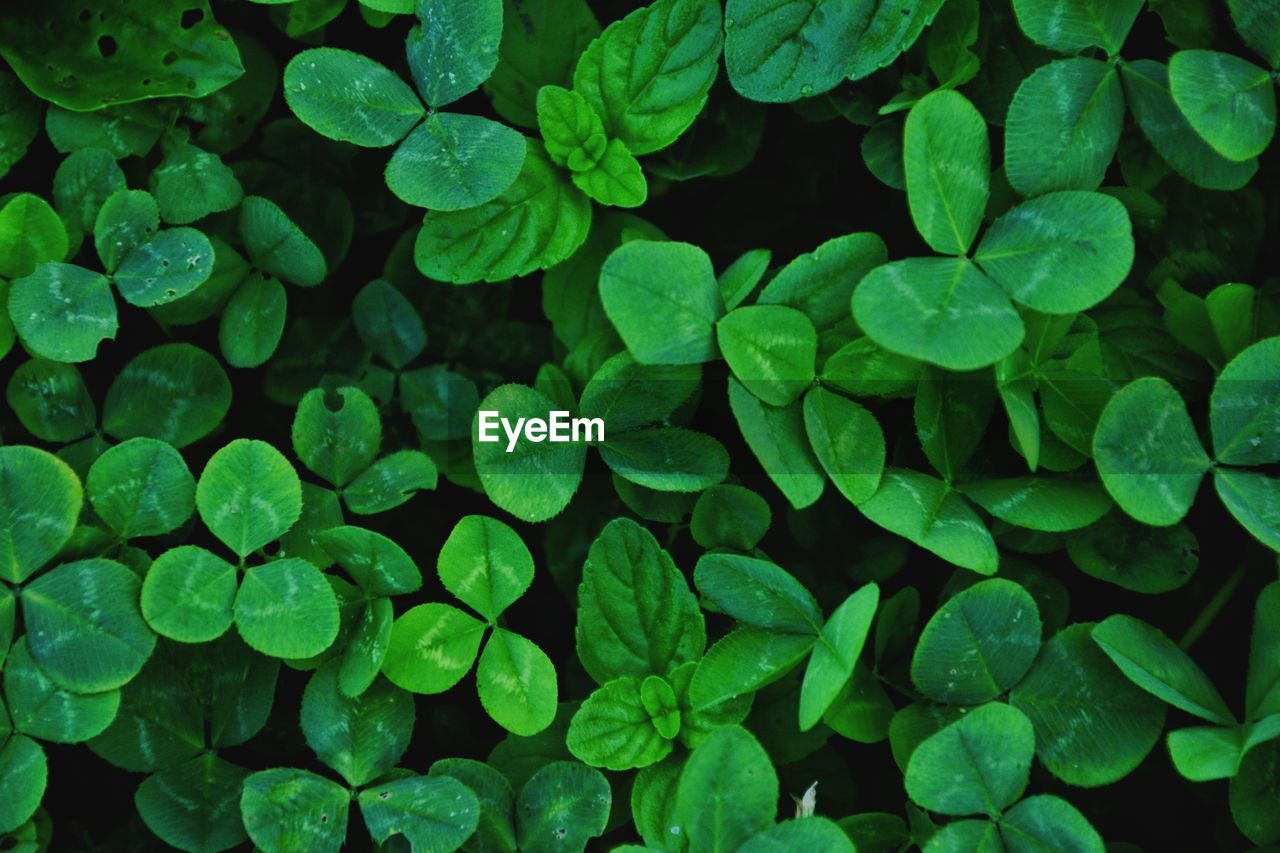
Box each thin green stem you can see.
[1178,563,1248,651]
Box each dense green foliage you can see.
[0,0,1278,850]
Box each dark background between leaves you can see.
[2,0,1276,849]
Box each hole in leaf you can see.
[162,51,178,66]
[78,9,91,22]
[142,78,151,85]
[97,35,117,57]
[180,7,203,28]
[322,389,345,412]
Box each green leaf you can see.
[576,518,704,684]
[415,142,591,284]
[738,818,857,853]
[135,754,250,853]
[962,478,1112,533]
[537,85,607,170]
[844,0,949,82]
[1009,623,1166,787]
[759,232,887,330]
[283,48,424,146]
[578,353,701,434]
[484,0,600,128]
[719,247,771,311]
[0,736,46,834]
[717,305,816,406]
[358,776,481,851]
[3,637,119,743]
[1067,515,1199,594]
[1214,468,1280,552]
[6,360,97,443]
[301,663,412,786]
[438,515,533,622]
[572,138,647,208]
[1229,0,1280,68]
[22,558,156,693]
[694,553,822,634]
[1248,582,1280,719]
[140,546,237,643]
[728,378,825,509]
[9,263,117,363]
[113,227,215,308]
[352,279,426,369]
[87,654,203,772]
[1093,377,1210,526]
[149,138,242,225]
[386,112,527,211]
[338,598,394,699]
[103,344,232,448]
[240,768,349,853]
[473,384,584,522]
[690,484,771,551]
[567,676,674,770]
[573,0,723,155]
[0,193,67,279]
[1231,737,1280,845]
[675,726,776,852]
[0,1,243,111]
[1010,0,1142,54]
[858,469,998,574]
[197,439,302,558]
[516,761,611,853]
[723,0,869,103]
[852,258,1024,371]
[0,446,82,584]
[799,583,880,731]
[1169,49,1275,162]
[382,602,486,693]
[54,147,125,243]
[1122,60,1258,191]
[0,71,39,181]
[975,191,1134,314]
[688,627,814,710]
[234,557,340,659]
[905,701,1035,816]
[429,757,517,853]
[217,274,286,369]
[903,90,989,256]
[478,628,558,735]
[599,428,729,493]
[94,189,159,273]
[408,0,503,109]
[343,449,438,515]
[599,240,723,365]
[1092,614,1235,725]
[87,438,195,538]
[316,525,422,597]
[292,386,381,488]
[1211,337,1280,466]
[238,195,326,287]
[1000,795,1105,852]
[911,579,1042,705]
[803,387,886,505]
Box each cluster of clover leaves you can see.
[0,0,1278,850]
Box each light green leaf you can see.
[386,112,526,211]
[905,701,1034,816]
[234,557,340,659]
[728,378,825,509]
[1169,49,1275,162]
[575,517,705,685]
[88,438,195,538]
[803,387,885,505]
[688,627,814,710]
[858,468,998,574]
[358,776,481,851]
[599,428,729,493]
[799,583,880,731]
[0,736,46,834]
[975,191,1134,314]
[0,446,82,584]
[1010,0,1142,54]
[1210,337,1280,466]
[738,818,856,853]
[140,545,237,643]
[599,240,723,365]
[1093,614,1235,725]
[717,305,816,406]
[675,726,776,852]
[477,628,558,735]
[911,579,1042,706]
[292,386,382,488]
[0,193,67,279]
[567,676,673,770]
[22,558,156,693]
[9,262,117,363]
[536,84,607,170]
[759,232,887,330]
[415,142,591,284]
[1093,377,1210,526]
[473,384,584,522]
[3,637,119,743]
[240,768,349,853]
[197,439,302,558]
[904,90,989,256]
[694,553,822,635]
[1010,623,1166,787]
[382,602,486,694]
[316,525,422,597]
[852,257,1024,371]
[301,663,412,786]
[103,344,232,448]
[571,138,647,208]
[962,478,1112,533]
[343,449,438,515]
[438,515,533,621]
[573,0,722,155]
[408,0,503,109]
[338,598,394,699]
[690,484,771,551]
[283,48,424,146]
